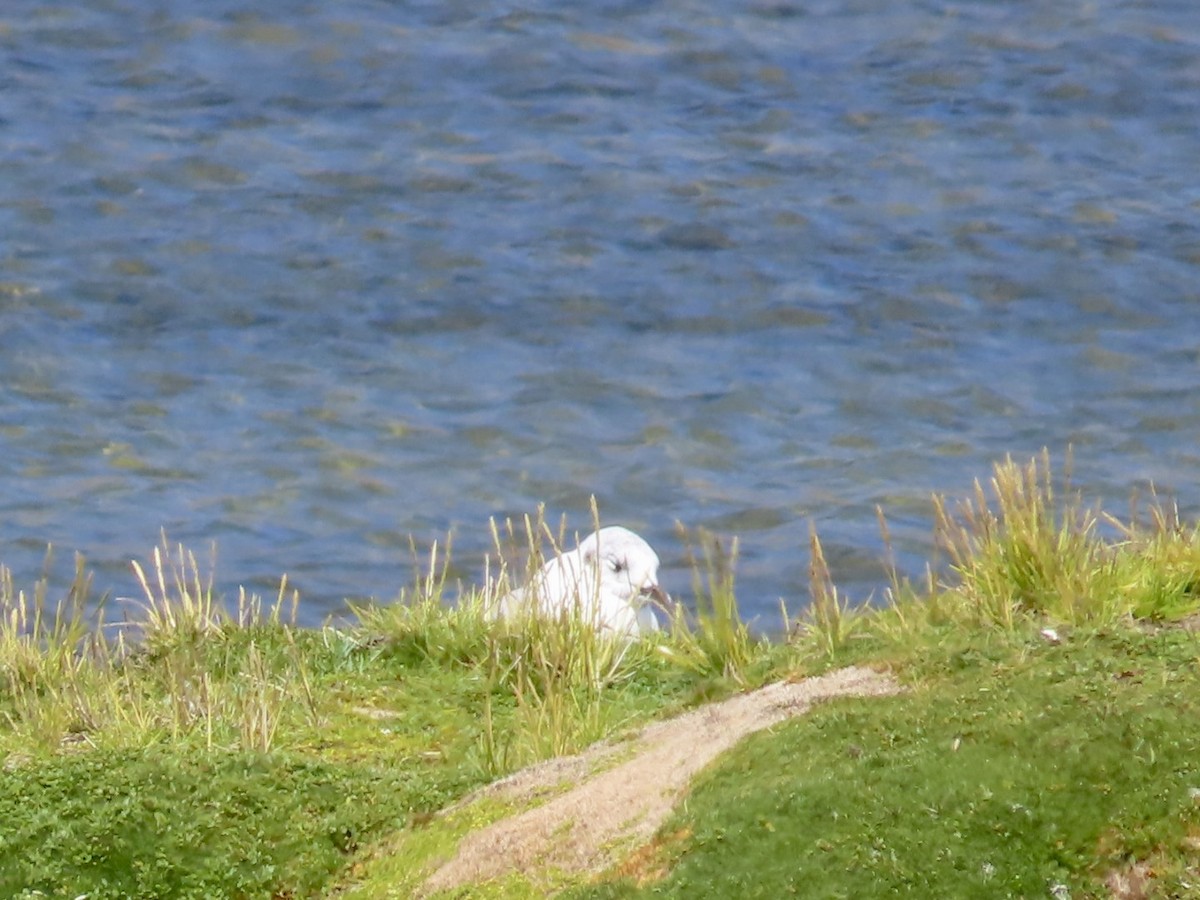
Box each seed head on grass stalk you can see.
[236,574,300,629]
[798,525,863,660]
[130,536,223,651]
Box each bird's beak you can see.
[641,583,670,609]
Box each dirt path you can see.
[422,666,900,895]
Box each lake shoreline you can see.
[4,453,1200,897]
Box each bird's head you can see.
[579,526,670,610]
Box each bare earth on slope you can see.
[423,665,900,895]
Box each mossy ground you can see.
[4,453,1200,898]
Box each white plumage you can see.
[495,526,667,636]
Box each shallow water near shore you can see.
[2,1,1200,626]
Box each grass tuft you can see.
[796,523,864,660]
[131,536,224,650]
[921,450,1200,632]
[660,525,760,687]
[933,449,1119,627]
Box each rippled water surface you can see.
[3,1,1200,626]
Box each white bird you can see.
[495,526,668,636]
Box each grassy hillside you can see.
[3,452,1199,898]
[575,626,1200,898]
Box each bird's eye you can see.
[609,558,627,574]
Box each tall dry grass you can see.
[1,537,313,755]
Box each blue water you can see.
[2,1,1200,628]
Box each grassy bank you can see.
[3,452,1200,897]
[576,624,1200,899]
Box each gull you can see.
[494,526,668,636]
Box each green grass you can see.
[575,626,1200,898]
[5,452,1200,897]
[928,449,1200,629]
[0,749,450,900]
[0,518,773,898]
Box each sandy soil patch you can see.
[422,665,900,895]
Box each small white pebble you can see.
[1040,627,1061,644]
